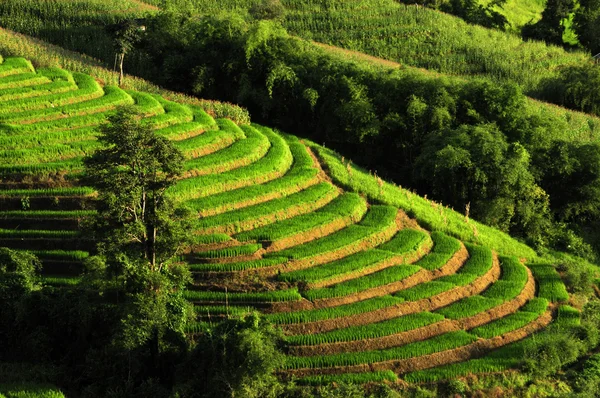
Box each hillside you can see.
[0,55,584,391]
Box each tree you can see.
[574,0,600,55]
[83,106,193,391]
[175,312,284,398]
[83,105,188,275]
[0,247,41,300]
[108,20,145,86]
[522,0,575,46]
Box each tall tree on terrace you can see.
[108,19,145,86]
[84,105,188,275]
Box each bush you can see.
[249,0,286,21]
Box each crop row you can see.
[528,263,570,303]
[193,305,253,318]
[191,167,318,218]
[395,244,492,302]
[143,94,194,129]
[41,275,81,286]
[0,72,102,115]
[267,205,397,260]
[0,139,97,165]
[303,263,421,301]
[0,57,34,77]
[186,139,316,215]
[184,124,270,175]
[435,256,528,320]
[376,229,430,254]
[275,228,428,286]
[189,233,231,245]
[0,157,82,176]
[0,210,95,218]
[470,299,548,339]
[556,305,581,327]
[0,79,75,102]
[235,191,367,243]
[193,243,262,259]
[0,72,49,90]
[278,249,395,284]
[284,330,477,370]
[174,121,241,158]
[188,256,287,273]
[0,126,97,150]
[3,85,133,125]
[0,229,80,238]
[0,186,94,197]
[170,126,293,201]
[29,249,90,261]
[195,182,337,233]
[285,312,445,346]
[412,231,461,271]
[183,288,302,303]
[3,108,111,135]
[403,358,518,383]
[264,295,404,325]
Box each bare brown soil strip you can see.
[201,187,340,235]
[281,255,501,335]
[284,308,553,377]
[287,262,535,356]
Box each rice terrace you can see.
[1,0,600,397]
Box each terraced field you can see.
[0,55,570,384]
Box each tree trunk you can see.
[119,52,125,86]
